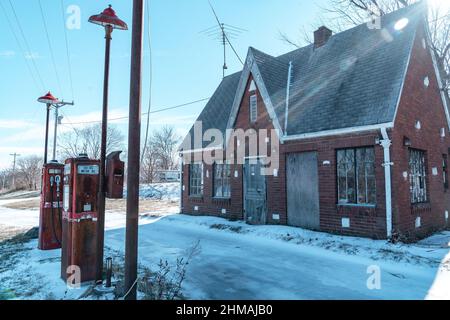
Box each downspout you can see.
[284,61,293,135]
[179,154,183,213]
[380,128,393,239]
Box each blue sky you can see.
[0,0,327,168]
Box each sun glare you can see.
[395,18,409,30]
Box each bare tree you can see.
[58,124,126,160]
[150,126,180,171]
[0,169,11,191]
[140,126,181,183]
[281,1,449,93]
[141,142,159,184]
[16,156,43,190]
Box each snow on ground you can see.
[106,215,450,300]
[123,183,180,202]
[0,192,449,300]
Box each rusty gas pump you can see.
[61,154,100,283]
[106,151,125,199]
[38,161,64,250]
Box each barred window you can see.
[409,149,428,203]
[250,94,258,123]
[213,162,231,198]
[189,163,203,197]
[337,147,376,205]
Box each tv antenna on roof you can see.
[201,0,246,78]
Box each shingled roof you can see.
[182,3,427,151]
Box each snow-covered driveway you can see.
[105,215,450,300]
[0,189,448,300]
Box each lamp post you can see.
[89,5,128,284]
[38,92,74,163]
[38,92,59,164]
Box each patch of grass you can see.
[210,224,244,234]
[3,199,40,210]
[84,242,201,300]
[1,227,39,246]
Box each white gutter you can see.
[284,61,293,135]
[283,122,393,142]
[179,155,183,212]
[380,128,393,239]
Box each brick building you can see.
[180,4,450,241]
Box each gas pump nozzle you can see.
[55,175,61,193]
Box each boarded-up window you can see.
[213,162,231,198]
[409,149,427,203]
[337,147,376,205]
[250,95,258,123]
[189,163,203,197]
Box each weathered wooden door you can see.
[244,159,267,225]
[287,152,320,230]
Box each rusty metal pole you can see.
[96,24,113,283]
[124,0,144,300]
[44,104,51,164]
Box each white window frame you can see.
[250,94,258,123]
[213,161,231,199]
[189,163,204,197]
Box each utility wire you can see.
[38,0,64,96]
[7,0,47,90]
[60,98,210,126]
[141,0,153,163]
[0,1,41,91]
[60,0,75,100]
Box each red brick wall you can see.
[182,75,388,238]
[390,23,450,240]
[181,24,450,240]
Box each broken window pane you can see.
[409,149,428,204]
[337,147,376,205]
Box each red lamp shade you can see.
[88,5,128,30]
[38,92,59,104]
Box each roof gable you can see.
[182,3,429,150]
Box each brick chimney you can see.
[314,26,332,49]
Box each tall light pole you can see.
[38,92,58,164]
[89,5,128,284]
[125,0,144,300]
[37,92,74,163]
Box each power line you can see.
[38,0,64,96]
[141,0,153,162]
[60,0,75,100]
[0,0,41,91]
[60,97,210,126]
[7,0,47,90]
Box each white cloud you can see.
[61,108,129,128]
[0,119,35,129]
[0,50,15,58]
[25,52,42,60]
